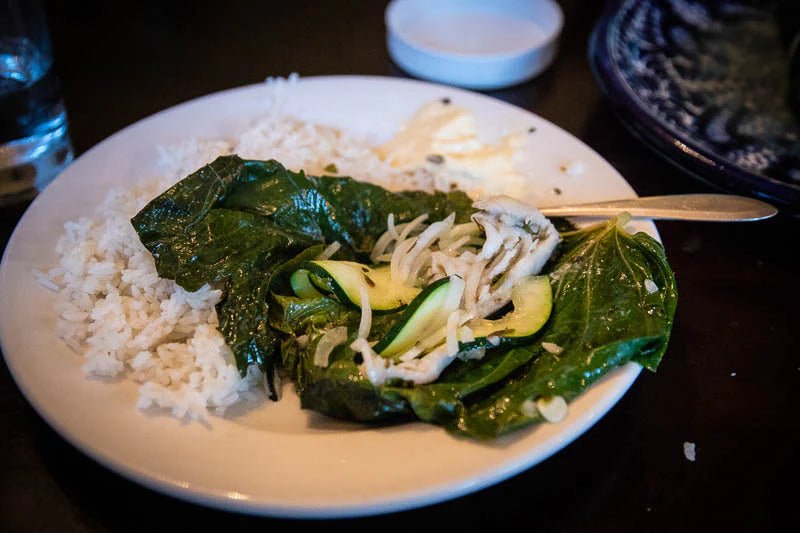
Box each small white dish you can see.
[386,0,563,90]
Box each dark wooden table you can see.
[2,1,797,531]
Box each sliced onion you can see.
[387,213,398,239]
[390,237,416,284]
[536,395,568,423]
[398,344,424,362]
[393,343,457,385]
[443,235,471,254]
[371,213,428,264]
[459,325,475,343]
[541,342,563,355]
[371,214,404,262]
[351,337,386,385]
[445,310,462,356]
[371,229,397,263]
[431,250,470,279]
[398,216,452,283]
[458,249,477,262]
[464,259,487,314]
[411,276,466,353]
[429,251,447,279]
[356,278,372,340]
[458,347,485,360]
[318,241,341,260]
[313,326,348,367]
[356,198,560,387]
[447,221,480,242]
[415,325,446,353]
[398,213,429,241]
[407,249,432,285]
[444,275,466,312]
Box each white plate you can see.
[0,76,654,518]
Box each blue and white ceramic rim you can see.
[589,0,800,211]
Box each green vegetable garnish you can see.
[132,155,677,437]
[131,155,473,398]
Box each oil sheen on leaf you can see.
[133,156,677,437]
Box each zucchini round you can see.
[304,260,420,313]
[468,275,552,347]
[290,269,324,299]
[373,276,464,357]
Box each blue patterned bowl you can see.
[590,0,800,210]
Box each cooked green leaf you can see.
[381,347,538,423]
[453,216,678,438]
[132,156,677,439]
[131,155,474,386]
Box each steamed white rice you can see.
[35,75,523,421]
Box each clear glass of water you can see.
[1,0,73,206]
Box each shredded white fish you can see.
[357,196,559,386]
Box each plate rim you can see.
[1,74,651,518]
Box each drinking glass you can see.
[1,0,73,206]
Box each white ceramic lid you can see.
[385,0,563,90]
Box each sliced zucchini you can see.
[373,276,464,357]
[304,260,420,313]
[468,275,552,346]
[290,269,324,299]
